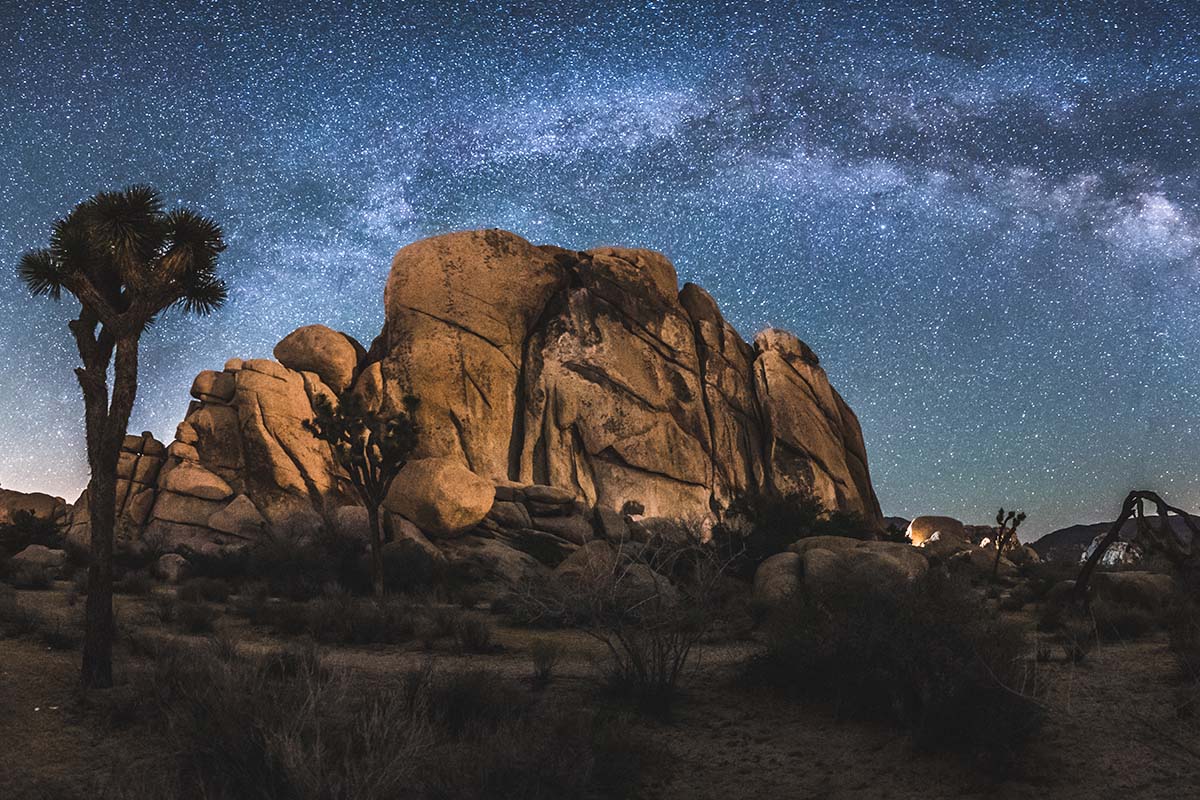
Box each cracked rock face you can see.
[375,229,881,526]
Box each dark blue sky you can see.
[2,1,1198,535]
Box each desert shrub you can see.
[417,666,529,735]
[1091,598,1159,641]
[495,577,571,628]
[551,539,731,716]
[8,562,54,590]
[244,526,370,600]
[41,620,82,650]
[382,539,441,594]
[747,572,1043,764]
[114,570,154,596]
[175,600,217,634]
[177,576,232,604]
[530,639,564,688]
[207,630,242,663]
[179,547,248,583]
[452,612,494,653]
[0,586,40,637]
[181,525,371,600]
[1022,560,1078,603]
[261,638,324,679]
[256,599,310,636]
[0,509,62,555]
[253,588,420,645]
[103,637,654,799]
[230,580,271,622]
[306,588,419,645]
[711,492,872,580]
[152,594,177,624]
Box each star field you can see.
[1,1,1198,536]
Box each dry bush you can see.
[452,612,494,653]
[114,570,154,596]
[1091,598,1160,641]
[250,587,424,646]
[747,572,1044,766]
[177,577,232,603]
[549,531,733,716]
[175,600,217,634]
[0,585,41,637]
[530,639,564,688]
[8,563,54,590]
[83,637,658,799]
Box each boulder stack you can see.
[62,230,884,593]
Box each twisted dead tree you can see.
[1074,490,1198,603]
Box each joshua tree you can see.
[19,186,227,688]
[1075,490,1199,603]
[304,392,419,597]
[991,507,1026,581]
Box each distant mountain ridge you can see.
[1031,514,1200,563]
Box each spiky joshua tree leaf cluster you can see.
[304,392,420,597]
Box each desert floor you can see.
[3,583,1198,800]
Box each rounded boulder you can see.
[273,324,361,395]
[383,457,494,538]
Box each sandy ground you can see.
[3,584,1198,799]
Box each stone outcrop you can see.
[10,544,67,572]
[753,536,929,607]
[64,229,883,588]
[273,324,365,395]
[67,432,165,549]
[0,488,69,526]
[383,457,495,538]
[373,229,881,526]
[69,358,357,555]
[906,515,967,546]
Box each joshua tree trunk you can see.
[79,335,139,689]
[1074,492,1139,605]
[990,530,1013,582]
[367,503,384,598]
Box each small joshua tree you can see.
[991,507,1026,582]
[304,392,418,597]
[19,186,227,688]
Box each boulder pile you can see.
[61,230,884,592]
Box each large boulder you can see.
[753,551,801,606]
[368,229,882,527]
[436,534,547,600]
[67,432,165,550]
[0,489,68,526]
[1091,571,1174,610]
[9,544,66,572]
[785,536,929,599]
[906,515,967,546]
[155,553,189,583]
[273,324,363,395]
[383,457,494,538]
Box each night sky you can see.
[2,1,1198,537]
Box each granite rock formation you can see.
[371,229,881,524]
[0,488,69,527]
[66,230,883,583]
